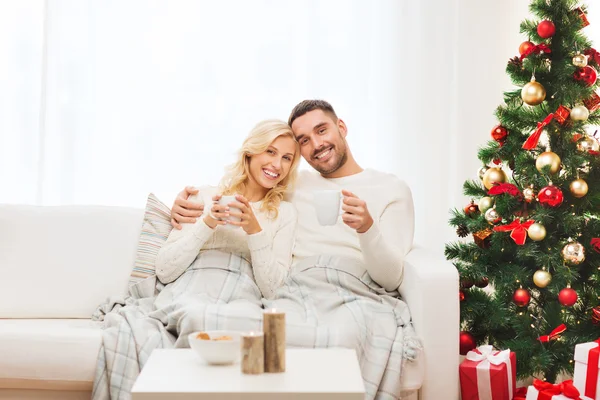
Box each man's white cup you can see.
[313,190,343,226]
[218,195,242,228]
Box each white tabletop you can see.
[131,348,365,400]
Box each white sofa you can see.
[0,204,459,400]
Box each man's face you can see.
[291,109,348,176]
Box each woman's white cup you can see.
[312,190,343,226]
[218,195,242,228]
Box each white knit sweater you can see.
[155,186,297,299]
[287,169,414,292]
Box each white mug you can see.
[217,195,242,229]
[312,190,343,226]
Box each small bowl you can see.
[188,330,242,365]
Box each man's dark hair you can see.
[288,100,338,126]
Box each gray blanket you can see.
[92,251,419,400]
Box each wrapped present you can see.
[525,379,583,400]
[584,93,600,113]
[574,339,600,399]
[459,345,516,400]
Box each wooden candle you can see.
[263,308,285,373]
[241,331,264,374]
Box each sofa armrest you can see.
[399,246,460,400]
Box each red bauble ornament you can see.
[513,288,531,307]
[461,278,474,289]
[459,331,476,355]
[538,185,564,208]
[537,20,556,39]
[574,66,598,87]
[464,200,479,217]
[519,41,535,56]
[475,277,489,288]
[558,288,578,307]
[491,125,508,144]
[460,290,465,302]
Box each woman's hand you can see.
[203,195,228,229]
[227,194,262,235]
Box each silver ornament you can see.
[484,208,501,224]
[478,166,490,180]
[561,241,585,265]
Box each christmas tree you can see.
[446,0,600,382]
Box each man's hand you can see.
[171,186,204,230]
[341,189,373,233]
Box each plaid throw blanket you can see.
[92,251,419,400]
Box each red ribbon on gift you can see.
[584,339,600,398]
[538,324,567,343]
[488,183,523,199]
[532,378,580,399]
[493,219,535,245]
[513,386,528,400]
[523,113,554,150]
[585,48,600,65]
[591,238,600,253]
[520,44,552,61]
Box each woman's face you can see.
[247,135,297,190]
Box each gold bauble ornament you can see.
[533,269,552,288]
[482,167,507,190]
[484,208,501,224]
[573,53,588,68]
[570,178,589,198]
[577,135,600,153]
[521,78,546,106]
[562,241,586,265]
[478,166,489,180]
[570,105,590,122]
[535,151,561,174]
[527,222,546,241]
[523,187,536,203]
[478,196,495,213]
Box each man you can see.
[171,99,414,292]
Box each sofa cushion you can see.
[129,193,172,286]
[0,205,143,318]
[0,319,102,390]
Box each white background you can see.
[1,0,599,253]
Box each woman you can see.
[92,119,299,400]
[155,118,299,300]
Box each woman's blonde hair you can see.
[219,119,300,218]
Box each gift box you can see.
[574,339,600,399]
[525,379,586,400]
[459,345,516,400]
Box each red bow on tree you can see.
[592,238,600,253]
[493,219,535,245]
[520,44,552,61]
[523,113,554,150]
[488,183,522,198]
[538,324,567,343]
[532,378,580,399]
[585,48,600,66]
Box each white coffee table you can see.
[131,348,365,399]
